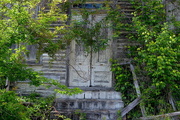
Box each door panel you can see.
[69,41,90,86]
[91,66,112,87]
[92,46,112,87]
[69,66,90,87]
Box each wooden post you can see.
[168,92,177,111]
[168,92,178,120]
[130,64,146,117]
[5,77,10,91]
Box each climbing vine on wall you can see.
[129,0,179,117]
[110,0,180,118]
[64,1,111,53]
[110,59,135,106]
[0,0,82,93]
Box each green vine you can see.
[109,0,180,118]
[129,0,179,116]
[110,60,135,105]
[110,59,142,119]
[65,4,111,53]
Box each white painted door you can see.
[69,14,112,87]
[69,41,91,87]
[91,47,112,87]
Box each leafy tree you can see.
[0,89,61,120]
[0,0,82,119]
[0,0,82,93]
[0,0,64,84]
[0,90,31,120]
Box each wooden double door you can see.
[69,14,112,87]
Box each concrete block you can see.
[56,93,69,99]
[57,101,69,109]
[100,101,107,109]
[115,101,123,109]
[75,93,85,99]
[93,101,100,109]
[84,101,93,110]
[91,91,100,99]
[106,101,115,109]
[114,92,122,99]
[106,92,113,99]
[68,94,76,99]
[69,101,76,109]
[99,91,106,99]
[84,91,92,99]
[77,101,83,109]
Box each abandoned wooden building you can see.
[15,0,180,120]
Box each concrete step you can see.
[56,99,123,110]
[55,90,123,120]
[51,109,119,120]
[57,91,122,100]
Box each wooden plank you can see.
[140,111,180,120]
[121,97,142,117]
[130,64,146,117]
[168,92,177,111]
[6,78,10,91]
[130,64,141,96]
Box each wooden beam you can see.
[130,64,146,117]
[5,77,10,91]
[121,97,142,117]
[168,92,177,111]
[130,64,141,96]
[140,111,180,120]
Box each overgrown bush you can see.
[0,90,57,120]
[0,90,30,120]
[110,0,180,119]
